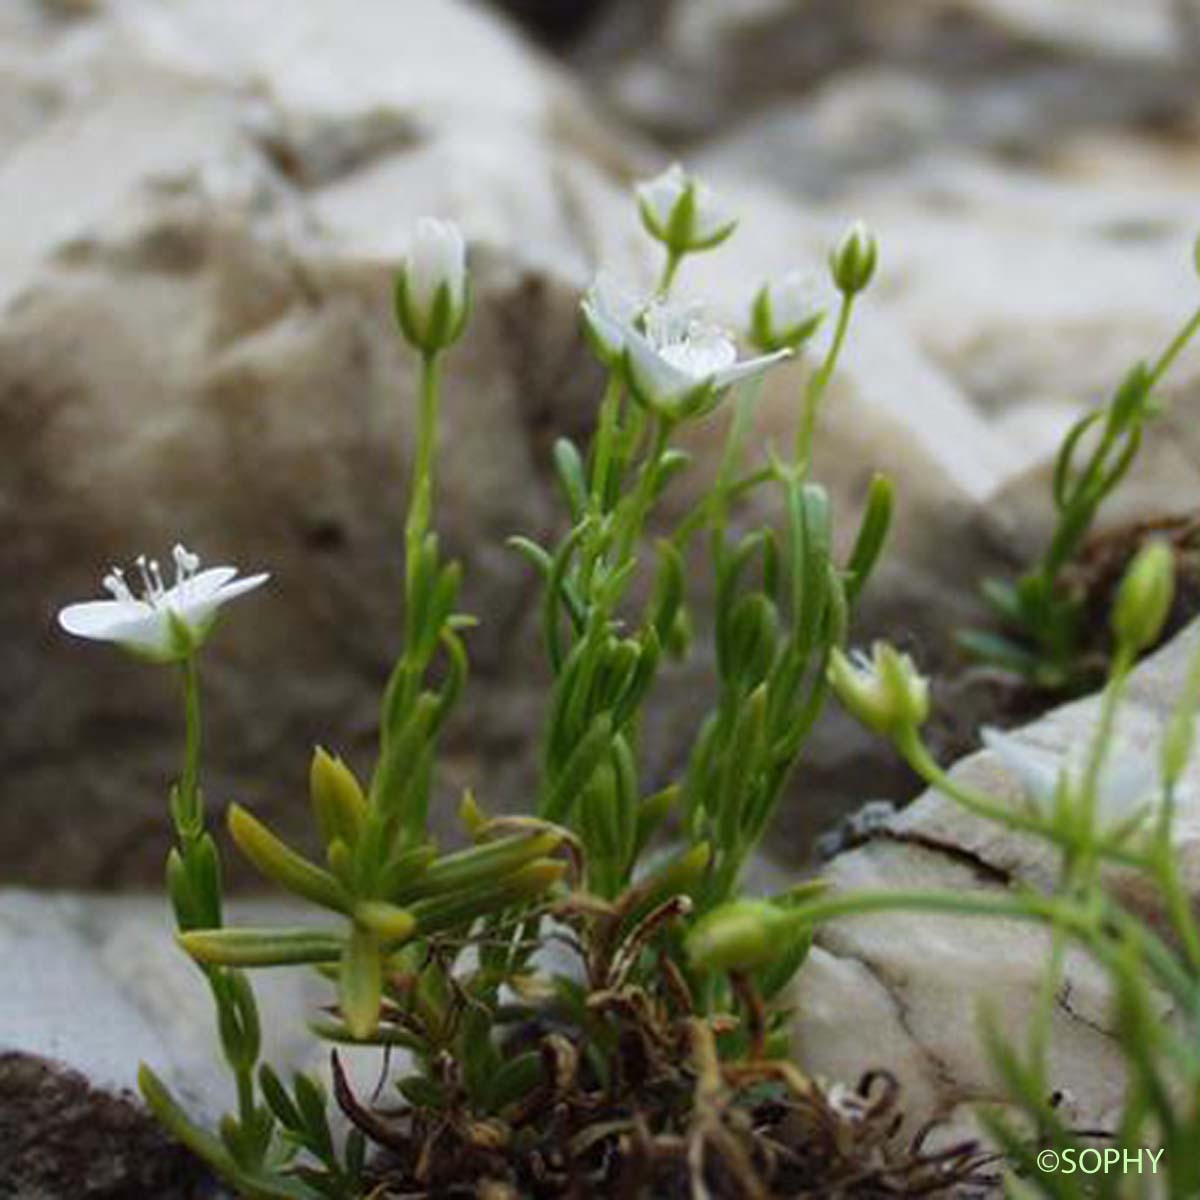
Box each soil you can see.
[0,1053,217,1200]
[928,512,1200,768]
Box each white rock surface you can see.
[1,889,379,1121]
[795,620,1200,1135]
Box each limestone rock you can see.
[589,0,1194,143]
[0,887,384,1193]
[794,621,1200,1135]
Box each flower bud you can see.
[636,163,737,256]
[685,899,798,973]
[749,273,826,353]
[395,217,469,354]
[829,220,878,296]
[1112,539,1175,654]
[827,642,929,738]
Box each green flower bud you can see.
[394,218,470,355]
[635,163,737,256]
[1112,540,1175,654]
[827,641,929,738]
[749,273,826,354]
[685,898,799,973]
[829,220,879,296]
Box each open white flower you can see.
[635,163,737,254]
[58,544,268,663]
[624,298,790,418]
[396,217,469,353]
[982,727,1158,834]
[580,272,642,366]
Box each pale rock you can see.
[795,622,1200,1134]
[0,889,366,1119]
[590,0,1194,141]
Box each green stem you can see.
[406,351,442,568]
[658,249,683,297]
[171,660,267,1162]
[794,294,854,472]
[1148,303,1200,390]
[1077,644,1133,862]
[896,727,1146,870]
[615,416,672,569]
[178,655,202,841]
[792,887,1195,1006]
[590,374,624,510]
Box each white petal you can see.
[626,328,696,404]
[171,565,239,606]
[982,728,1059,810]
[659,328,737,380]
[1094,753,1158,825]
[59,599,174,657]
[58,598,152,640]
[175,571,270,628]
[408,217,466,316]
[692,196,736,243]
[581,274,642,359]
[635,163,686,226]
[712,348,792,390]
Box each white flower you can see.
[635,163,737,254]
[396,217,469,353]
[580,273,642,366]
[750,272,827,353]
[58,544,268,663]
[982,727,1157,833]
[623,297,790,418]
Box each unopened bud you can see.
[829,220,879,296]
[394,217,470,355]
[636,163,737,256]
[685,899,799,973]
[1112,540,1174,654]
[827,642,929,738]
[749,273,826,354]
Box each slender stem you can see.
[897,726,1146,870]
[590,374,623,511]
[615,416,672,568]
[406,350,442,568]
[730,970,766,1060]
[178,655,202,840]
[794,294,854,472]
[172,657,266,1158]
[658,249,683,297]
[1028,918,1068,1093]
[1078,645,1133,862]
[1148,303,1200,390]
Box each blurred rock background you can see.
[3,0,1200,890]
